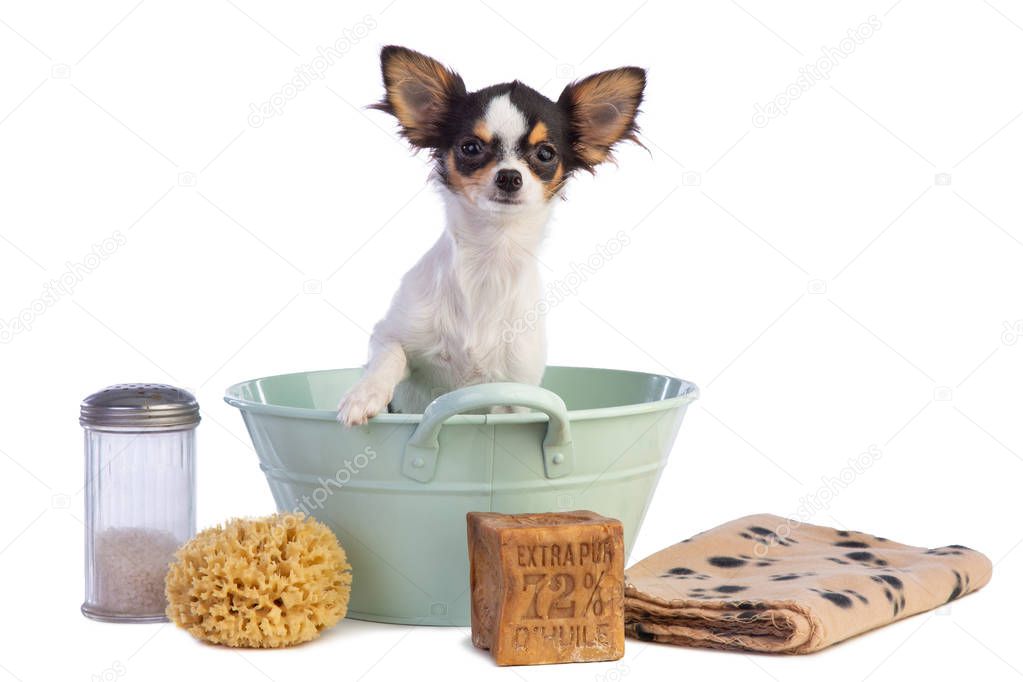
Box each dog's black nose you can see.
[495,168,522,193]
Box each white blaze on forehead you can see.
[479,92,544,206]
[483,94,527,150]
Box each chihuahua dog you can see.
[337,46,645,426]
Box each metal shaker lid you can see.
[80,383,200,432]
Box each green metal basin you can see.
[225,366,698,626]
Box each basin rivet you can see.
[412,457,425,468]
[552,452,565,465]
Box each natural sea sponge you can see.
[165,513,351,647]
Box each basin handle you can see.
[402,383,575,483]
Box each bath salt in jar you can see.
[80,384,198,622]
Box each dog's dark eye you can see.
[460,138,484,156]
[535,144,557,163]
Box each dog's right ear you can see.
[371,46,465,148]
[558,67,646,171]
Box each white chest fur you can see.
[385,192,552,412]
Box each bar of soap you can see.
[467,510,625,666]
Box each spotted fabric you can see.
[624,514,991,654]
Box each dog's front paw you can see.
[337,383,390,427]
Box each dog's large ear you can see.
[371,45,465,148]
[558,67,646,170]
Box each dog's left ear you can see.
[558,67,646,170]
[371,45,466,148]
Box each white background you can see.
[1,0,1021,680]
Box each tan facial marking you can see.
[446,150,497,198]
[473,120,493,143]
[445,151,467,193]
[527,121,549,146]
[545,162,565,199]
[520,159,565,200]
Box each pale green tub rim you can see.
[224,365,700,425]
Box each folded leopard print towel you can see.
[624,514,991,654]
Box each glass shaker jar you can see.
[80,383,198,622]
